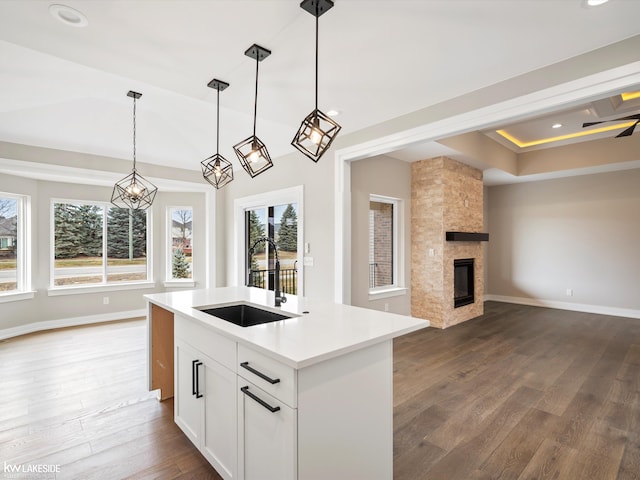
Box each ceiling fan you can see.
[582,114,640,137]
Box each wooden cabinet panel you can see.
[150,304,174,400]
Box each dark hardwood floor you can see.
[394,301,640,480]
[1,301,638,479]
[0,319,221,479]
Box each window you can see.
[168,207,193,281]
[234,186,303,297]
[52,201,149,288]
[369,195,402,292]
[246,203,299,295]
[0,193,29,297]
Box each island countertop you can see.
[144,286,429,369]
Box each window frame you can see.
[233,186,304,297]
[48,198,154,296]
[165,205,195,287]
[0,192,33,303]
[368,194,406,299]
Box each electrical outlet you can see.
[103,296,110,305]
[384,303,389,312]
[565,289,573,297]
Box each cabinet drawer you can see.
[175,314,236,370]
[238,344,297,408]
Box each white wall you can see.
[222,151,335,300]
[0,172,207,334]
[487,169,640,315]
[2,35,638,332]
[350,156,411,314]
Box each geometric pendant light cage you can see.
[292,0,341,162]
[111,91,158,210]
[233,44,274,178]
[202,78,234,189]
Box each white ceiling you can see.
[1,0,640,177]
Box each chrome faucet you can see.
[247,236,287,307]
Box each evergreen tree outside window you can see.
[276,203,298,252]
[246,203,298,295]
[168,207,193,280]
[247,208,266,274]
[172,248,190,278]
[52,201,148,287]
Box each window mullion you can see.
[16,197,23,291]
[102,205,108,284]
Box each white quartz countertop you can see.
[145,287,429,369]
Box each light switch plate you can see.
[303,256,314,266]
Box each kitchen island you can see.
[145,287,429,480]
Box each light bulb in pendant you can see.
[309,116,322,145]
[310,128,322,145]
[126,182,143,198]
[213,160,222,178]
[248,142,261,163]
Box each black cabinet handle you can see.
[191,359,198,396]
[240,361,280,384]
[195,361,203,399]
[241,386,280,413]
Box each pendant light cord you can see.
[315,11,319,111]
[132,96,137,172]
[253,55,259,137]
[216,87,220,154]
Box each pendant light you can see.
[202,79,234,189]
[111,91,158,210]
[233,44,274,178]
[291,0,341,162]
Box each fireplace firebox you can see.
[454,258,474,308]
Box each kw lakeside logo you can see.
[3,462,61,478]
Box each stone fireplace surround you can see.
[411,156,484,329]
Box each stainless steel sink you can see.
[198,303,293,327]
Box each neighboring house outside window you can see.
[0,216,16,252]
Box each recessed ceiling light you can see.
[584,0,609,6]
[326,110,340,117]
[552,123,563,129]
[49,4,88,27]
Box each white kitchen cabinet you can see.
[237,380,297,480]
[174,339,203,445]
[201,352,237,478]
[148,288,428,480]
[175,318,237,480]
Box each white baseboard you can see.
[0,309,147,341]
[484,294,640,319]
